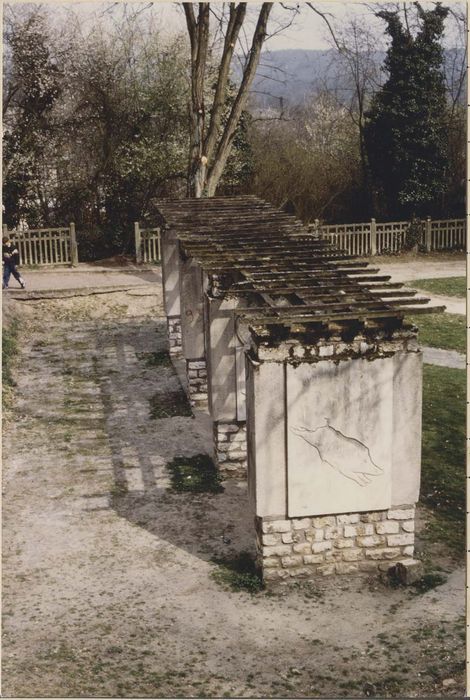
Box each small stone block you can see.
[401,520,415,533]
[263,520,292,534]
[391,559,424,586]
[312,541,332,553]
[360,512,386,523]
[334,538,354,549]
[387,507,415,520]
[337,514,360,524]
[324,526,343,540]
[292,518,312,530]
[387,533,414,547]
[313,516,336,528]
[293,542,312,555]
[365,547,401,560]
[263,568,290,581]
[263,557,281,568]
[303,554,325,565]
[356,523,375,536]
[342,549,364,562]
[343,525,357,538]
[317,564,335,576]
[336,562,359,574]
[281,555,303,568]
[356,535,385,547]
[376,521,400,535]
[263,544,292,557]
[262,533,281,546]
[305,528,324,543]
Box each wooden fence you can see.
[134,222,161,263]
[309,217,466,256]
[3,223,78,266]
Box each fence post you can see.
[134,222,142,264]
[70,222,79,266]
[425,216,432,252]
[370,218,377,256]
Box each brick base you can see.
[255,506,416,584]
[167,316,182,356]
[187,359,208,405]
[214,421,247,478]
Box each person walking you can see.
[3,235,26,289]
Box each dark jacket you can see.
[3,242,20,266]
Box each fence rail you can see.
[134,222,161,263]
[309,217,465,256]
[3,223,78,266]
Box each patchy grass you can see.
[149,390,192,419]
[2,319,19,402]
[411,572,447,594]
[409,276,465,298]
[407,313,465,353]
[420,365,465,555]
[211,551,263,593]
[136,350,171,367]
[166,454,223,493]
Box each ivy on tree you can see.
[364,3,449,219]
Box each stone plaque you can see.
[287,357,393,517]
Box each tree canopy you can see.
[364,3,450,219]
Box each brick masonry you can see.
[214,421,247,478]
[186,359,208,405]
[255,506,416,584]
[167,316,182,356]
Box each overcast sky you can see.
[5,1,466,51]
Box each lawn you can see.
[409,276,466,298]
[420,364,465,555]
[406,313,465,354]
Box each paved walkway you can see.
[15,264,162,291]
[422,347,466,370]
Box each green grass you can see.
[420,364,465,555]
[2,319,19,399]
[149,389,193,419]
[410,276,466,298]
[211,551,264,593]
[166,454,223,493]
[136,350,171,367]
[407,313,465,353]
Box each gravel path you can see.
[2,277,465,698]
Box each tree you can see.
[307,5,382,216]
[3,7,62,226]
[183,2,273,197]
[248,93,362,223]
[364,3,450,218]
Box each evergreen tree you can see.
[364,3,449,218]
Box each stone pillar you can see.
[179,255,207,405]
[245,330,423,585]
[161,229,182,356]
[205,293,248,477]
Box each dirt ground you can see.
[2,276,465,698]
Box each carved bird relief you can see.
[291,419,384,487]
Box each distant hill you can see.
[233,48,466,109]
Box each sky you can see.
[4,0,466,51]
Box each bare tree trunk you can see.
[184,2,273,198]
[184,3,210,198]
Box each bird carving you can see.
[291,419,384,487]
